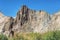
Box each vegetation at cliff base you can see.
[0,34,8,40]
[0,31,60,40]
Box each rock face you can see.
[13,5,51,33]
[48,12,60,31]
[0,12,14,36]
[0,5,60,36]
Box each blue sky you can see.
[0,0,60,17]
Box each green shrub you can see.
[41,31,60,40]
[29,33,41,40]
[0,34,8,40]
[53,31,60,40]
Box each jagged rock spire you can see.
[21,5,29,14]
[21,5,28,9]
[15,5,29,25]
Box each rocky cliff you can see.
[0,5,60,37]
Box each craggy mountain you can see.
[0,5,60,37]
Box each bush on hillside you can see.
[41,31,60,40]
[0,34,8,40]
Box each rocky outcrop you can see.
[3,17,14,36]
[0,12,14,36]
[48,12,60,31]
[13,5,51,33]
[0,5,60,36]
